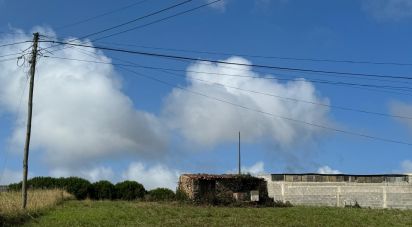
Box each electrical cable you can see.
[95,41,412,67]
[91,0,224,42]
[43,55,412,119]
[41,40,412,81]
[55,0,151,31]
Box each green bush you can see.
[8,176,91,200]
[115,181,145,200]
[175,189,189,202]
[7,177,67,191]
[90,180,115,200]
[7,182,22,191]
[147,188,175,201]
[60,177,91,200]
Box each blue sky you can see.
[0,0,412,189]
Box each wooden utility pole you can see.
[22,32,39,209]
[238,131,241,175]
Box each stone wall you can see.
[260,175,412,209]
[178,175,196,199]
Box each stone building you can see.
[178,174,268,203]
[260,173,412,209]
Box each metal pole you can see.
[238,131,241,175]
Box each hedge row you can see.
[8,177,149,200]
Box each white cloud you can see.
[50,166,115,183]
[206,0,227,12]
[227,161,265,175]
[0,28,168,167]
[362,0,412,21]
[390,101,412,132]
[163,56,331,148]
[317,165,341,174]
[401,160,412,173]
[0,168,26,185]
[242,161,265,175]
[122,162,180,190]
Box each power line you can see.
[79,0,194,40]
[41,40,412,81]
[44,55,412,120]
[95,41,412,67]
[41,0,203,55]
[167,54,412,88]
[63,44,411,89]
[0,41,31,48]
[91,0,224,42]
[44,46,412,96]
[55,0,151,31]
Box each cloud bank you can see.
[0,30,168,168]
[122,162,180,190]
[48,162,180,190]
[164,56,331,148]
[317,165,341,174]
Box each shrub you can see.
[60,177,91,200]
[273,200,293,208]
[8,176,91,200]
[147,188,175,201]
[175,189,189,202]
[115,181,145,200]
[7,177,62,191]
[8,182,22,191]
[90,180,115,200]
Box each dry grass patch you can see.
[0,189,72,226]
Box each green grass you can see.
[22,200,412,227]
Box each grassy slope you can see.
[0,190,72,226]
[24,201,412,227]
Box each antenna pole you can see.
[238,131,241,175]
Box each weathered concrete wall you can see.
[260,175,412,209]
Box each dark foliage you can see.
[273,200,293,208]
[60,177,91,200]
[89,180,115,200]
[8,176,91,200]
[175,189,189,202]
[146,188,175,201]
[7,176,66,191]
[115,181,145,200]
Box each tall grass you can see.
[0,189,72,226]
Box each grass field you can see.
[0,189,72,226]
[21,200,412,227]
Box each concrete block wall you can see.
[259,175,412,209]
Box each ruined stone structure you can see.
[260,173,412,209]
[178,174,268,202]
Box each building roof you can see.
[180,174,242,180]
[271,173,410,177]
